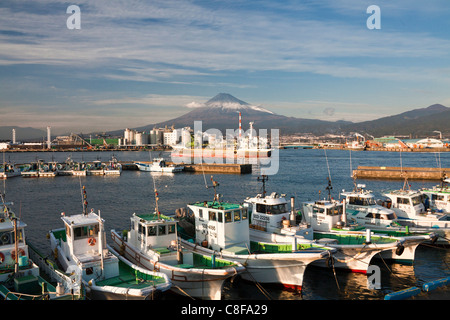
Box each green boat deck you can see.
[95,260,167,288]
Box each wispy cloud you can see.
[1,0,450,132]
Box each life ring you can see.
[88,237,96,246]
[0,252,4,264]
[11,248,25,260]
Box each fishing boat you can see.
[420,177,450,214]
[104,156,122,175]
[243,176,407,273]
[342,182,447,239]
[21,160,57,178]
[0,162,21,179]
[48,187,171,300]
[86,160,105,175]
[178,177,335,292]
[111,212,245,300]
[381,180,450,241]
[0,192,77,300]
[135,158,184,173]
[302,198,434,270]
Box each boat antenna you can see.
[210,176,220,205]
[79,179,88,216]
[324,149,333,198]
[325,176,333,201]
[153,178,160,219]
[257,175,268,197]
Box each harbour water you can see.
[2,149,449,300]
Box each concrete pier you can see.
[353,166,449,180]
[182,163,252,174]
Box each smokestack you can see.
[238,111,242,140]
[47,126,51,149]
[290,197,296,226]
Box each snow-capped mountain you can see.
[134,93,348,134]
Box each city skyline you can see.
[1,0,450,135]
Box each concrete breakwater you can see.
[131,161,252,174]
[353,166,449,180]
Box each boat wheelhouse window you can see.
[327,206,342,216]
[242,208,248,220]
[386,213,396,220]
[313,207,325,214]
[147,225,157,236]
[0,230,23,245]
[256,204,266,213]
[158,225,166,236]
[218,212,223,223]
[74,224,98,239]
[349,197,376,206]
[199,209,203,219]
[411,196,422,206]
[209,211,216,221]
[225,211,232,223]
[168,224,175,234]
[234,210,241,221]
[269,204,287,214]
[397,197,410,205]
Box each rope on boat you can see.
[172,285,195,300]
[328,251,340,291]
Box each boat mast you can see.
[257,175,268,197]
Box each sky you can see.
[1,0,450,135]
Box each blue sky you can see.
[1,0,450,135]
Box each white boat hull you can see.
[181,238,327,291]
[111,230,240,300]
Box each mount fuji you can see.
[135,93,349,134]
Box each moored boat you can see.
[111,212,244,300]
[48,187,171,300]
[0,192,77,300]
[0,162,21,179]
[135,158,184,173]
[177,177,335,292]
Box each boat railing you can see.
[28,242,82,297]
[4,291,51,300]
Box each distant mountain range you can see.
[1,94,449,140]
[135,93,449,138]
[134,93,351,135]
[341,103,450,138]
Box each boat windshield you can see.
[256,203,287,215]
[411,196,422,206]
[348,196,376,206]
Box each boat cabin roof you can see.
[246,192,287,205]
[341,190,374,199]
[133,213,176,225]
[0,218,26,231]
[61,211,101,228]
[190,201,241,211]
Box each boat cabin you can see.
[341,187,397,228]
[302,200,345,232]
[127,213,178,257]
[244,192,290,231]
[59,210,118,281]
[187,201,250,253]
[382,190,428,220]
[0,216,31,276]
[421,179,450,214]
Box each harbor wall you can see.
[353,166,449,180]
